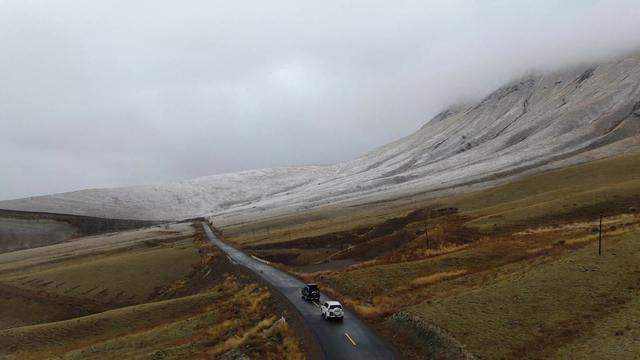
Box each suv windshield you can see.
[329,305,342,309]
[307,284,318,290]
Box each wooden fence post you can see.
[598,215,602,256]
[424,209,431,249]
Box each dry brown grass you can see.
[0,223,306,360]
[409,270,467,287]
[200,279,305,360]
[0,276,306,360]
[409,230,640,359]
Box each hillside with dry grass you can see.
[224,151,640,359]
[0,223,306,360]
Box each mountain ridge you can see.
[3,54,640,223]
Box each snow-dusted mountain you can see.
[3,54,640,223]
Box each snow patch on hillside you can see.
[2,54,640,222]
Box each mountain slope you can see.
[2,54,640,222]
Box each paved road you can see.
[202,223,395,360]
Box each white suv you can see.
[320,301,344,321]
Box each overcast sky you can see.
[2,0,640,200]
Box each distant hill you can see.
[0,209,159,253]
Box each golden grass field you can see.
[0,223,305,360]
[225,151,640,359]
[409,230,640,359]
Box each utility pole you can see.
[424,209,431,249]
[598,215,603,256]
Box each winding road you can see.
[202,222,395,360]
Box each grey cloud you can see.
[2,0,640,199]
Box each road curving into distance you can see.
[202,222,396,360]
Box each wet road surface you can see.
[202,222,395,360]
